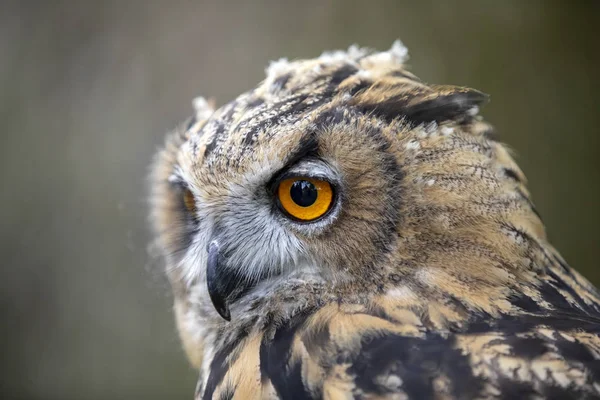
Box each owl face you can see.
[158,93,406,321]
[151,41,529,330]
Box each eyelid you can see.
[268,158,337,193]
[276,171,332,186]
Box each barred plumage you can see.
[150,42,600,399]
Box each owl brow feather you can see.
[265,132,320,191]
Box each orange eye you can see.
[277,177,333,221]
[183,188,197,214]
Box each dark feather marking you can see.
[348,333,486,399]
[272,72,292,91]
[202,120,226,159]
[403,90,489,125]
[202,329,249,400]
[497,378,538,400]
[463,315,600,398]
[554,338,600,382]
[303,63,358,91]
[259,310,314,399]
[552,256,600,313]
[555,337,597,363]
[466,312,600,335]
[347,80,373,97]
[503,167,522,182]
[548,267,600,316]
[542,385,589,400]
[508,293,543,313]
[289,131,320,163]
[203,135,218,159]
[505,337,550,360]
[312,107,348,130]
[552,254,578,278]
[327,64,359,86]
[355,87,489,125]
[545,269,600,316]
[287,358,315,400]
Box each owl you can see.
[150,42,600,399]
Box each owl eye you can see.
[182,188,197,214]
[277,177,333,221]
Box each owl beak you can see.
[206,240,232,321]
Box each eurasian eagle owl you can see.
[150,42,600,399]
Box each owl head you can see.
[150,41,545,368]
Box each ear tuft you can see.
[351,82,489,125]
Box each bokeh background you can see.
[1,1,598,399]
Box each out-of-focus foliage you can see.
[1,1,598,399]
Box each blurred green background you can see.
[1,1,598,399]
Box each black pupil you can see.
[289,180,318,207]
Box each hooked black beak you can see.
[206,241,231,321]
[206,239,265,322]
